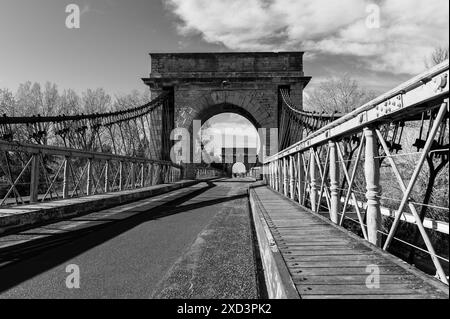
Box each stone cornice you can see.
[143,75,312,89]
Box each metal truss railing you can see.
[196,167,227,180]
[264,60,449,284]
[0,91,182,208]
[0,140,181,207]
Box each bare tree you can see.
[58,89,80,116]
[15,81,44,116]
[82,88,112,114]
[113,90,147,111]
[425,46,449,68]
[42,82,60,116]
[0,89,16,116]
[112,90,152,157]
[305,74,378,114]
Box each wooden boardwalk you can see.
[251,185,449,299]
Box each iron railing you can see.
[263,60,449,284]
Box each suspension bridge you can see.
[0,52,448,299]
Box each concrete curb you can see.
[248,183,300,299]
[0,180,200,235]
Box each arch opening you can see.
[200,113,260,159]
[194,103,262,132]
[232,163,247,178]
[196,111,261,176]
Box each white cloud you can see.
[165,0,449,74]
[201,118,261,155]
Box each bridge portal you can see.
[142,52,311,163]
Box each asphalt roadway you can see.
[0,179,260,299]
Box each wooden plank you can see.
[279,242,352,247]
[290,266,407,276]
[251,185,450,299]
[281,245,353,255]
[275,232,348,238]
[280,243,357,247]
[274,226,332,230]
[273,240,354,248]
[271,223,328,227]
[283,250,373,257]
[297,284,440,296]
[274,236,347,241]
[294,274,419,285]
[284,255,383,262]
[278,239,352,245]
[275,227,342,232]
[287,260,393,268]
[273,224,328,230]
[275,235,349,240]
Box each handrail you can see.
[262,61,449,283]
[0,92,168,125]
[0,139,179,168]
[266,59,449,162]
[280,89,343,119]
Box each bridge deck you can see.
[251,185,449,299]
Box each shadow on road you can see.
[0,180,246,293]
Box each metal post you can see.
[275,161,280,192]
[289,155,295,200]
[163,165,167,183]
[364,128,382,247]
[270,163,274,188]
[297,153,304,204]
[148,163,153,186]
[140,163,145,188]
[279,160,282,192]
[130,162,136,189]
[278,161,282,192]
[329,141,340,224]
[155,164,160,184]
[283,157,288,196]
[309,149,318,212]
[63,157,69,199]
[86,159,92,196]
[105,160,110,193]
[30,154,40,203]
[272,162,276,189]
[119,161,124,191]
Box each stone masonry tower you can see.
[142,52,311,163]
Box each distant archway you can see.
[196,112,260,177]
[232,163,247,177]
[200,112,260,155]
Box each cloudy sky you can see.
[202,113,261,156]
[1,0,447,158]
[1,0,448,97]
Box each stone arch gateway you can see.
[142,52,311,165]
